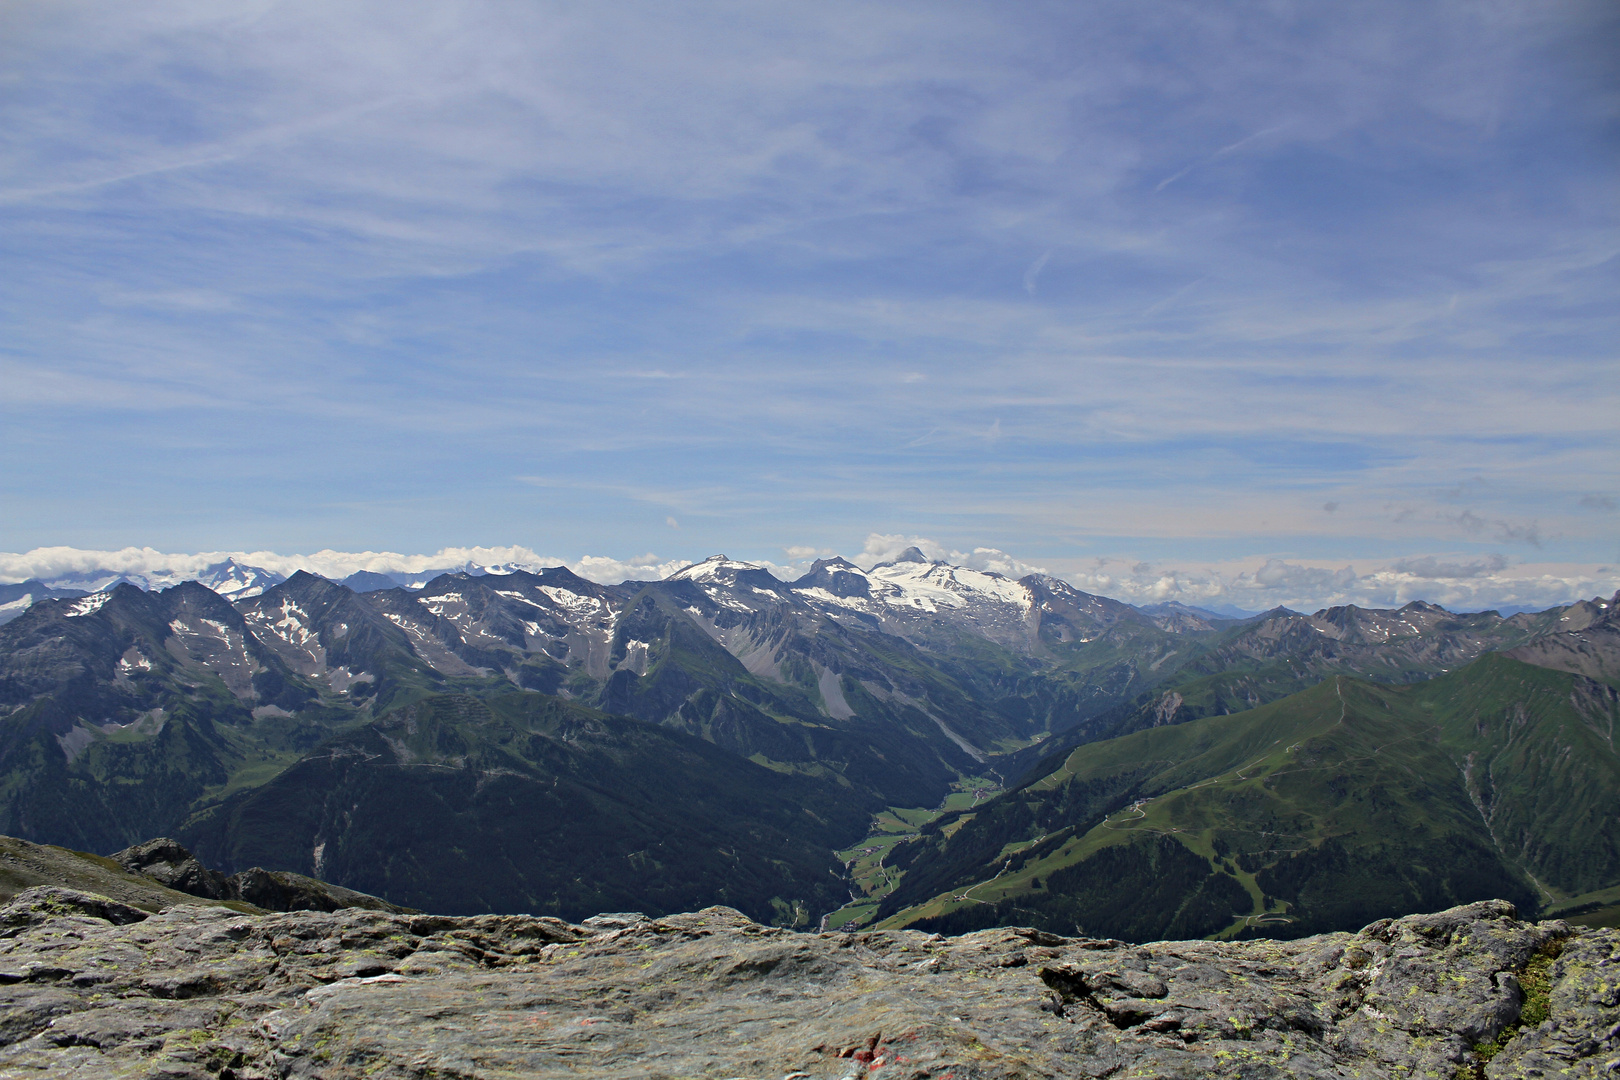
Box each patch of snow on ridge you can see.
[252,599,316,646]
[539,587,601,615]
[64,593,112,617]
[796,587,869,610]
[618,639,654,675]
[380,612,433,643]
[418,593,468,620]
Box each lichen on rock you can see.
[0,893,1615,1078]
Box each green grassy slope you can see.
[872,653,1618,940]
[1415,652,1620,897]
[988,604,1562,787]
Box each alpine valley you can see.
[1,549,1615,940]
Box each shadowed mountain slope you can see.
[182,691,867,924]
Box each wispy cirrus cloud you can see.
[0,1,1612,571]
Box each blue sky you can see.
[2,1,1616,611]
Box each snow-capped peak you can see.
[788,552,1035,617]
[194,559,287,599]
[790,558,871,599]
[668,555,771,583]
[809,556,864,574]
[25,558,286,599]
[865,558,1031,612]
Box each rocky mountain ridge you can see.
[110,838,415,916]
[0,835,411,918]
[0,580,88,626]
[2,555,1597,811]
[6,553,1593,730]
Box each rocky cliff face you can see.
[0,888,1614,1079]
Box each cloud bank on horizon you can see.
[3,538,1613,616]
[1,2,1614,582]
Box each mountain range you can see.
[0,556,582,618]
[0,547,1614,936]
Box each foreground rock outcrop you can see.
[110,839,415,916]
[0,836,413,920]
[0,889,1614,1079]
[0,836,248,915]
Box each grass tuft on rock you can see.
[1461,936,1566,1078]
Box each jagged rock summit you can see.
[0,889,1614,1079]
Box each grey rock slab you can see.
[0,886,152,933]
[0,896,1614,1078]
[0,984,80,1047]
[42,997,236,1051]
